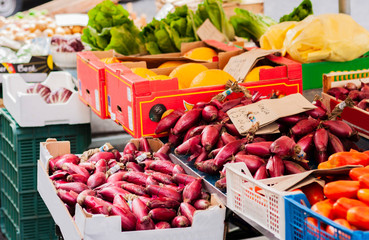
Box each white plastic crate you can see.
[3,71,90,127]
[226,162,298,240]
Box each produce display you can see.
[49,139,213,231]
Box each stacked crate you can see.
[0,108,91,240]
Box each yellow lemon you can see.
[244,66,274,83]
[131,68,157,79]
[158,61,185,69]
[189,69,236,88]
[169,63,208,89]
[184,47,217,62]
[147,75,172,80]
[100,57,121,64]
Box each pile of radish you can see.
[48,138,212,231]
[155,95,360,189]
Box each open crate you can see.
[321,69,369,138]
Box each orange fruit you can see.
[184,47,217,62]
[244,66,274,82]
[147,75,172,80]
[169,63,208,89]
[131,68,157,79]
[189,69,236,88]
[158,61,185,69]
[100,57,121,64]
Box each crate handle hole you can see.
[117,105,122,113]
[86,89,90,95]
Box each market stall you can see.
[1,0,369,239]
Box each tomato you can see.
[359,174,369,188]
[326,219,352,236]
[349,167,369,180]
[357,189,369,205]
[332,197,368,219]
[324,180,360,201]
[301,182,325,206]
[347,206,369,230]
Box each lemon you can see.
[184,47,217,62]
[169,63,208,89]
[100,57,121,64]
[189,69,236,88]
[244,66,274,83]
[147,75,172,80]
[158,61,185,69]
[131,68,157,79]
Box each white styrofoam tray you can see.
[38,139,226,240]
[3,71,90,127]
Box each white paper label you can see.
[78,80,82,96]
[95,89,100,112]
[107,95,111,115]
[128,106,133,131]
[127,87,131,102]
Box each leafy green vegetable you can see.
[279,0,313,22]
[230,8,276,41]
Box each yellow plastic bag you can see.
[260,21,298,50]
[282,14,369,63]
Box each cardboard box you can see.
[76,40,242,119]
[105,50,302,138]
[302,52,369,90]
[3,71,91,127]
[38,139,226,240]
[321,69,369,138]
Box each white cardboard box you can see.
[3,71,90,126]
[38,139,226,240]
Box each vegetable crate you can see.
[105,53,302,138]
[226,162,298,239]
[0,108,91,240]
[285,194,369,240]
[321,69,369,139]
[302,52,369,90]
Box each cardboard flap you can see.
[40,139,71,168]
[223,48,280,82]
[227,93,316,135]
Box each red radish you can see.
[111,149,122,162]
[90,205,110,215]
[254,164,268,180]
[62,163,91,179]
[172,165,185,175]
[221,98,242,112]
[49,156,62,172]
[214,140,245,168]
[147,197,180,209]
[138,196,151,206]
[95,159,107,173]
[123,142,137,155]
[306,106,327,119]
[220,131,237,145]
[54,182,88,193]
[87,172,106,189]
[291,118,319,136]
[67,174,88,184]
[148,160,175,175]
[297,133,314,153]
[172,108,202,135]
[151,172,174,185]
[123,171,148,186]
[201,125,222,151]
[200,191,210,201]
[234,154,265,175]
[79,162,96,172]
[202,105,218,122]
[79,195,111,209]
[193,199,211,210]
[168,129,182,147]
[126,162,144,172]
[217,110,228,121]
[121,183,148,196]
[172,173,197,185]
[328,132,344,153]
[278,114,307,126]
[155,109,184,134]
[88,152,115,164]
[109,181,128,188]
[270,136,305,160]
[149,208,176,222]
[160,184,184,193]
[215,177,227,190]
[194,101,208,109]
[54,154,80,170]
[245,141,272,157]
[266,155,284,178]
[132,198,155,230]
[172,215,191,228]
[183,178,202,203]
[139,137,151,152]
[120,154,135,164]
[210,98,223,109]
[76,189,95,205]
[195,159,220,175]
[156,143,171,155]
[98,186,130,202]
[113,194,131,212]
[224,123,241,137]
[209,148,222,159]
[327,87,348,100]
[180,202,196,224]
[50,171,68,180]
[109,205,137,231]
[322,120,353,138]
[188,151,201,162]
[315,151,328,163]
[194,148,209,164]
[314,128,328,153]
[183,125,206,142]
[155,221,171,229]
[284,160,306,174]
[175,135,201,155]
[57,189,78,206]
[146,185,182,202]
[216,138,225,149]
[146,175,159,186]
[107,171,127,183]
[153,152,171,161]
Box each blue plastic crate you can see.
[285,194,369,240]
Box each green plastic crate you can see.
[302,53,369,90]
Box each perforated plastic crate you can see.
[285,194,369,240]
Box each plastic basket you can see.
[284,194,369,240]
[226,162,299,239]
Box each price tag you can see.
[196,19,227,43]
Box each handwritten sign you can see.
[196,19,227,43]
[223,48,279,83]
[227,93,316,135]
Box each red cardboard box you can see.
[105,53,302,138]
